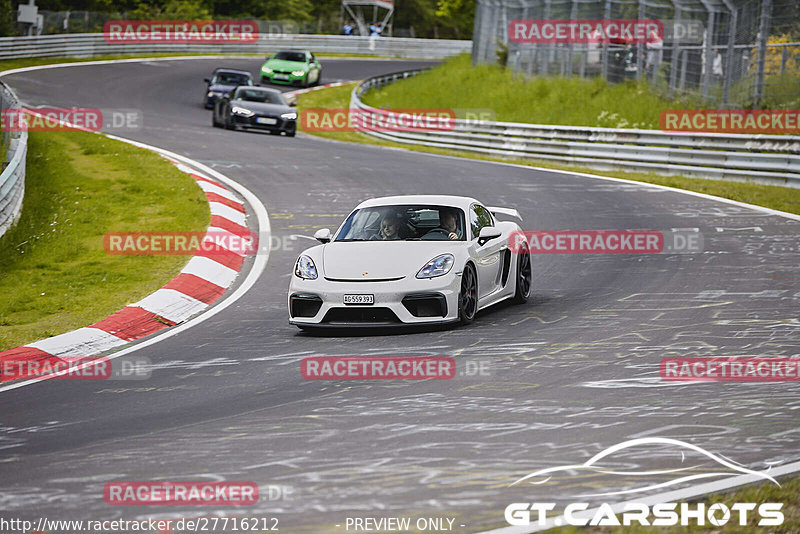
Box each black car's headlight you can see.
[231,106,254,117]
[416,254,454,279]
[295,255,318,280]
[281,112,298,120]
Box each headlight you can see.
[207,91,218,98]
[231,106,254,117]
[294,255,318,280]
[416,254,455,279]
[262,67,273,73]
[291,70,306,77]
[281,112,298,120]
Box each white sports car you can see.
[288,195,531,329]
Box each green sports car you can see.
[260,50,322,88]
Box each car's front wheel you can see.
[512,246,532,304]
[458,264,478,325]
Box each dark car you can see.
[203,68,254,109]
[212,86,298,137]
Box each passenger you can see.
[379,214,404,240]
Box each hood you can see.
[322,241,461,280]
[230,101,292,115]
[265,58,307,71]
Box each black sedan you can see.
[212,86,297,137]
[203,68,254,109]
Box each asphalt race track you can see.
[2,58,799,532]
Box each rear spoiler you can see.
[487,206,522,220]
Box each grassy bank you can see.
[297,83,800,215]
[0,130,209,351]
[361,54,705,128]
[546,475,800,533]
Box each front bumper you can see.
[288,273,461,327]
[232,113,296,133]
[261,72,306,86]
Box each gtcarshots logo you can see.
[104,481,258,505]
[505,501,784,527]
[103,20,259,44]
[505,437,784,528]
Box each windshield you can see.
[335,205,466,242]
[212,72,251,86]
[273,51,307,62]
[233,88,286,105]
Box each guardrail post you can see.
[753,0,772,107]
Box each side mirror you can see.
[477,226,502,246]
[204,77,211,83]
[314,228,332,243]
[289,101,297,107]
[265,56,271,61]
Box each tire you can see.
[224,115,235,130]
[457,263,478,325]
[212,113,221,128]
[512,246,532,304]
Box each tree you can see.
[436,0,474,39]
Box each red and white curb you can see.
[0,153,259,385]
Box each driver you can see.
[426,208,462,240]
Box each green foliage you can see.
[130,0,212,20]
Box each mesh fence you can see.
[473,0,800,108]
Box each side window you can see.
[470,204,494,239]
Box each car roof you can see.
[213,68,252,76]
[274,50,310,55]
[356,195,480,211]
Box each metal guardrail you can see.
[350,71,800,188]
[0,33,471,60]
[0,81,27,239]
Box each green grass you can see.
[361,54,707,129]
[545,475,800,533]
[297,83,800,215]
[0,130,209,351]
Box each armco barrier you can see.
[0,33,471,60]
[0,81,26,239]
[350,71,800,188]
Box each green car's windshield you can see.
[233,88,285,105]
[273,51,307,62]
[335,205,466,242]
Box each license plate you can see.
[273,74,289,80]
[256,117,277,125]
[344,294,374,305]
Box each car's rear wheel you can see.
[512,246,532,304]
[458,264,478,325]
